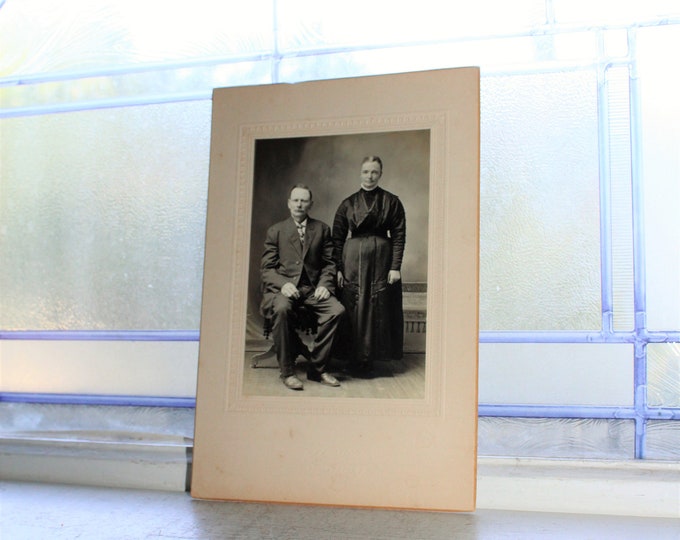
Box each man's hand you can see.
[281,282,300,299]
[388,270,401,285]
[314,286,331,300]
[337,271,345,288]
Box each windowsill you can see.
[477,456,680,518]
[1,431,678,518]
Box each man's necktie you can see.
[296,223,305,244]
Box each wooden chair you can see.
[250,307,317,368]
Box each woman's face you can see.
[360,160,382,190]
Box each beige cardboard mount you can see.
[192,67,480,511]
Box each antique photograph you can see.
[244,131,430,398]
[192,68,479,510]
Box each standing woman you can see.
[332,156,406,376]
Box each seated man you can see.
[260,184,345,390]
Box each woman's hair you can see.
[361,155,383,172]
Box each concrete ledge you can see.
[2,434,678,517]
[0,434,190,492]
[477,457,680,518]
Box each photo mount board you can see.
[192,67,480,511]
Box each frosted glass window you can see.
[1,62,272,111]
[603,29,629,58]
[551,32,599,63]
[479,344,634,406]
[276,0,546,52]
[638,26,680,331]
[478,417,635,459]
[0,0,274,77]
[607,66,635,332]
[647,344,680,408]
[0,101,211,330]
[1,0,678,466]
[645,421,680,460]
[277,34,596,84]
[1,341,198,397]
[1,402,195,441]
[552,0,680,25]
[480,71,601,331]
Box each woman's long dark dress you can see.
[332,187,406,368]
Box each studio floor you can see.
[242,350,426,399]
[2,481,677,540]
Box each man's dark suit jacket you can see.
[260,216,337,316]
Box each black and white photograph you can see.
[192,68,479,510]
[244,131,430,398]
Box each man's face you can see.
[360,160,382,190]
[287,187,313,222]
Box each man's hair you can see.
[289,183,313,201]
[361,155,383,172]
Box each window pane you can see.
[553,0,680,25]
[276,0,546,52]
[478,417,635,459]
[1,341,198,397]
[1,402,195,441]
[638,25,680,331]
[0,0,274,77]
[645,421,680,460]
[480,343,634,406]
[0,101,210,330]
[480,71,601,331]
[278,33,600,84]
[607,66,635,331]
[1,62,273,110]
[647,343,680,408]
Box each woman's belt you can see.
[351,231,388,239]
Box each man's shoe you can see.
[283,375,304,390]
[319,372,340,387]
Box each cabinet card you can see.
[192,67,480,511]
